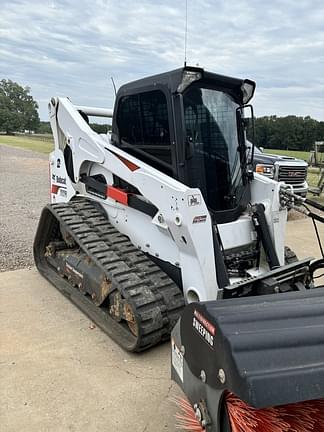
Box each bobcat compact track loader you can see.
[34,66,324,430]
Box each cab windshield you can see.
[183,85,246,212]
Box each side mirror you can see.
[259,147,264,153]
[237,104,255,165]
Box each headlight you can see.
[256,164,274,178]
[177,70,202,93]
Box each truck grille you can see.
[278,166,307,185]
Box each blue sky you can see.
[0,0,323,120]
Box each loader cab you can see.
[112,66,256,223]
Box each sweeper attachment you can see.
[172,278,324,431]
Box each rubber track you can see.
[36,198,184,352]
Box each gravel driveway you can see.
[0,144,49,271]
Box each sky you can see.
[0,0,323,121]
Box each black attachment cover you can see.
[180,287,324,409]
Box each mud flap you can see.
[171,287,324,431]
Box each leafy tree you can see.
[249,115,324,152]
[0,79,40,134]
[37,121,52,134]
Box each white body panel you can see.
[48,97,288,303]
[218,217,254,251]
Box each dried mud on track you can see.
[0,144,48,271]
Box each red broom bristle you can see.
[313,399,324,432]
[174,392,324,432]
[225,392,290,432]
[174,397,204,431]
[278,400,318,432]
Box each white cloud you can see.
[0,0,323,120]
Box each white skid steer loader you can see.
[34,66,324,431]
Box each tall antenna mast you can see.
[184,0,188,66]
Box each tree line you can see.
[1,79,323,151]
[250,115,324,151]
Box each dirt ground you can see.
[0,268,180,432]
[0,144,323,432]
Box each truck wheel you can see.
[284,246,298,264]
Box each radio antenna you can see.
[111,76,117,97]
[184,0,188,66]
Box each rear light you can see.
[51,184,60,194]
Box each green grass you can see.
[307,172,324,204]
[307,168,321,188]
[264,148,311,161]
[0,135,54,154]
[265,148,324,164]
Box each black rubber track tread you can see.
[34,197,184,352]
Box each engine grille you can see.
[278,166,307,185]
